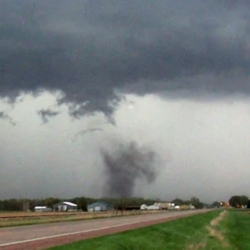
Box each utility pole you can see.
[121,198,123,216]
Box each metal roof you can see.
[53,201,77,207]
[34,206,47,209]
[87,201,113,207]
[62,201,77,207]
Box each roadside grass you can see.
[219,210,250,250]
[201,210,232,250]
[50,210,222,250]
[0,210,163,228]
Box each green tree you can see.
[1,199,21,211]
[190,197,203,209]
[239,195,248,206]
[229,196,240,207]
[183,200,191,205]
[212,201,221,207]
[44,197,61,208]
[172,198,184,206]
[77,197,87,211]
[229,195,248,208]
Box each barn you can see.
[87,201,114,212]
[53,201,77,212]
[34,206,51,212]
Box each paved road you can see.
[0,210,208,249]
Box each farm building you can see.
[140,204,148,210]
[167,203,176,210]
[34,206,51,212]
[87,201,114,212]
[141,202,176,210]
[147,204,160,210]
[53,201,77,212]
[154,202,169,210]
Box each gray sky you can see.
[1,0,250,202]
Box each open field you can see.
[0,210,165,228]
[49,209,250,250]
[0,210,205,249]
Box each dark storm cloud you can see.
[0,112,15,125]
[37,109,60,123]
[0,112,9,121]
[72,128,102,142]
[1,0,250,115]
[77,128,102,135]
[101,141,159,198]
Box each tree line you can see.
[1,195,248,212]
[0,197,157,211]
[3,195,246,212]
[210,195,250,209]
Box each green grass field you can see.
[220,210,250,249]
[49,210,250,250]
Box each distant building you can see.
[141,202,176,210]
[154,202,169,210]
[53,201,77,212]
[140,204,148,210]
[147,203,160,210]
[167,203,176,210]
[87,201,114,212]
[34,206,51,212]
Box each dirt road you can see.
[0,210,209,250]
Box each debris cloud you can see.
[101,141,159,197]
